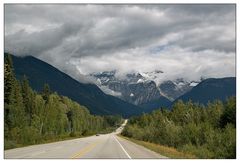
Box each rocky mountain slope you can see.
[89,70,199,110]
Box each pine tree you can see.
[21,75,35,125]
[4,54,15,106]
[8,80,27,128]
[220,97,236,128]
[42,84,51,102]
[4,54,17,134]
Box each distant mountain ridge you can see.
[89,71,172,110]
[159,79,197,101]
[175,77,236,104]
[7,53,146,117]
[89,71,198,110]
[8,53,236,116]
[90,71,236,109]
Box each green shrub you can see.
[122,97,236,159]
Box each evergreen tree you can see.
[220,97,236,128]
[8,80,27,129]
[42,84,51,102]
[4,54,20,139]
[4,54,15,104]
[21,75,34,125]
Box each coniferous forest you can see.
[4,54,122,149]
[122,98,236,158]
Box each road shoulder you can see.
[117,135,196,159]
[116,135,167,159]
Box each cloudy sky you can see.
[5,4,236,83]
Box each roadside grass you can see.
[118,135,196,159]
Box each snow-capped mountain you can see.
[88,70,200,106]
[159,79,198,101]
[90,71,162,105]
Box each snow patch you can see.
[98,85,122,97]
[190,82,199,87]
[139,72,150,79]
[177,82,185,86]
[137,79,144,83]
[97,78,101,84]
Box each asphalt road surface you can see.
[5,120,167,159]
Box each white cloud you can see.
[4,4,236,83]
[70,45,235,84]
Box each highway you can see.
[5,120,167,159]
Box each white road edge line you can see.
[114,135,132,159]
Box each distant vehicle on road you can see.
[96,134,100,136]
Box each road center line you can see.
[71,140,100,159]
[114,135,132,159]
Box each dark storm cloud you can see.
[4,4,236,83]
[5,23,83,56]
